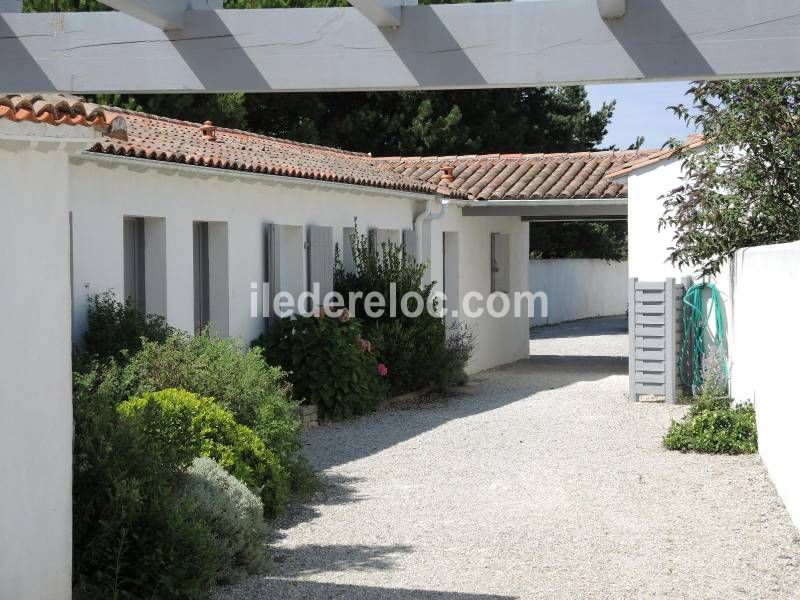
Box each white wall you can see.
[627,158,695,282]
[430,209,530,373]
[528,259,628,326]
[69,157,527,374]
[69,158,420,347]
[0,144,73,599]
[718,241,800,530]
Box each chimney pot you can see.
[201,120,217,141]
[440,164,455,184]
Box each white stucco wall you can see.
[430,209,530,373]
[68,156,527,374]
[528,259,628,326]
[0,144,73,599]
[626,158,695,282]
[717,242,800,530]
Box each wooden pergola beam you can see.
[2,0,800,93]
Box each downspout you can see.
[414,194,448,263]
[414,164,454,266]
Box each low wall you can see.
[722,241,800,530]
[529,259,628,326]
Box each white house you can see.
[610,141,800,532]
[0,93,661,597]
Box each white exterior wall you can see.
[627,158,695,282]
[717,242,800,530]
[69,158,419,346]
[430,209,530,373]
[69,157,526,374]
[0,144,73,599]
[528,259,628,326]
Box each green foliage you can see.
[83,292,172,362]
[180,457,269,584]
[664,385,757,454]
[334,225,475,395]
[123,331,312,493]
[72,363,219,599]
[255,314,386,420]
[125,331,290,426]
[529,221,627,261]
[119,389,290,517]
[661,78,800,276]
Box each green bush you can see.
[72,363,219,599]
[254,314,387,420]
[124,331,311,492]
[334,224,475,394]
[180,457,269,584]
[83,292,172,362]
[664,390,758,454]
[119,389,290,517]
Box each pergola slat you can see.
[2,0,800,93]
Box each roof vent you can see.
[201,120,217,142]
[440,164,455,184]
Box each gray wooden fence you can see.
[628,278,684,403]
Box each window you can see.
[123,216,146,312]
[194,221,229,336]
[443,231,459,323]
[123,216,166,316]
[491,233,510,294]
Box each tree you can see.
[660,79,800,276]
[530,221,627,261]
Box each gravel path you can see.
[217,316,800,599]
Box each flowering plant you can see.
[377,363,389,378]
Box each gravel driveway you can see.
[217,316,800,599]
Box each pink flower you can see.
[377,363,389,378]
[339,308,351,323]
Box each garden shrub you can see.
[119,389,290,517]
[180,457,269,584]
[335,224,475,394]
[124,331,312,493]
[83,292,172,362]
[663,385,758,454]
[72,363,219,599]
[254,314,387,420]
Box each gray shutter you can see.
[342,226,356,273]
[628,278,684,403]
[307,225,334,302]
[371,228,402,258]
[267,224,304,321]
[491,233,510,293]
[402,229,417,262]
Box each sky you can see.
[585,81,697,150]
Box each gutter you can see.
[444,197,627,208]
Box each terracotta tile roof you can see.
[374,150,661,201]
[88,108,439,195]
[607,135,706,179]
[0,93,126,138]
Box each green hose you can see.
[680,282,728,393]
